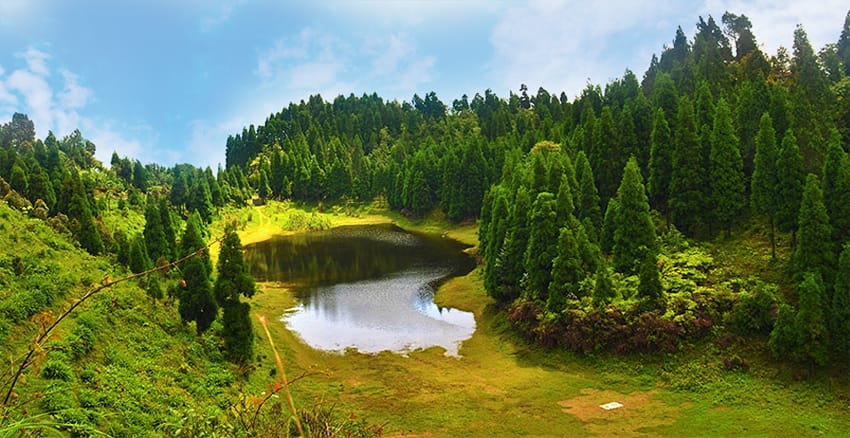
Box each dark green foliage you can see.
[145,275,164,301]
[574,151,602,232]
[832,244,850,358]
[258,168,271,201]
[769,303,797,360]
[214,227,256,304]
[143,202,169,262]
[159,198,177,260]
[180,212,212,275]
[669,97,707,236]
[613,157,657,274]
[600,197,619,254]
[648,108,672,219]
[524,192,559,301]
[637,248,663,310]
[794,272,829,366]
[222,301,254,364]
[751,112,779,257]
[71,193,103,255]
[189,177,214,223]
[708,98,746,233]
[548,226,582,312]
[730,285,780,335]
[822,130,850,244]
[483,187,511,297]
[592,262,615,308]
[128,234,152,274]
[492,187,531,303]
[178,256,218,335]
[793,174,833,281]
[775,130,805,236]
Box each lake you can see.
[244,223,477,356]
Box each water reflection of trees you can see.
[244,225,474,287]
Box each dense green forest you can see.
[0,9,849,436]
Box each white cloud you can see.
[701,0,848,55]
[1,47,149,167]
[488,0,685,98]
[367,34,436,92]
[58,68,92,109]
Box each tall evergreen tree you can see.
[600,198,619,255]
[669,97,706,236]
[143,202,169,263]
[574,150,602,232]
[794,272,829,366]
[524,192,559,302]
[128,234,152,274]
[648,108,673,224]
[613,157,657,274]
[178,256,218,335]
[637,247,664,310]
[775,130,805,243]
[769,303,797,360]
[548,226,582,312]
[215,227,256,363]
[794,174,834,282]
[708,98,746,234]
[592,261,615,308]
[832,244,850,359]
[822,129,850,245]
[493,186,532,303]
[180,212,212,276]
[751,112,779,258]
[159,198,177,260]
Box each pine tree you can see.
[214,227,256,304]
[128,234,152,274]
[769,303,797,360]
[600,198,619,254]
[822,129,850,245]
[574,150,602,232]
[26,164,56,212]
[178,256,218,335]
[708,98,746,235]
[483,188,511,297]
[669,97,706,236]
[613,157,657,275]
[143,202,169,263]
[189,177,214,223]
[751,112,779,258]
[159,198,177,260]
[775,130,805,242]
[592,261,615,308]
[794,174,834,282]
[180,212,212,276]
[547,226,582,312]
[215,227,256,363]
[637,247,663,310]
[71,193,104,255]
[648,108,672,224]
[493,186,531,303]
[832,244,850,358]
[524,192,559,301]
[794,272,829,366]
[222,301,253,363]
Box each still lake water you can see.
[244,224,477,356]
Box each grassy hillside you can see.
[2,199,848,436]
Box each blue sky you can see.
[0,0,845,169]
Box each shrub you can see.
[42,352,75,382]
[729,282,780,335]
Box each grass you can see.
[239,204,850,437]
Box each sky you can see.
[0,0,846,169]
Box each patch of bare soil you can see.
[559,388,686,437]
